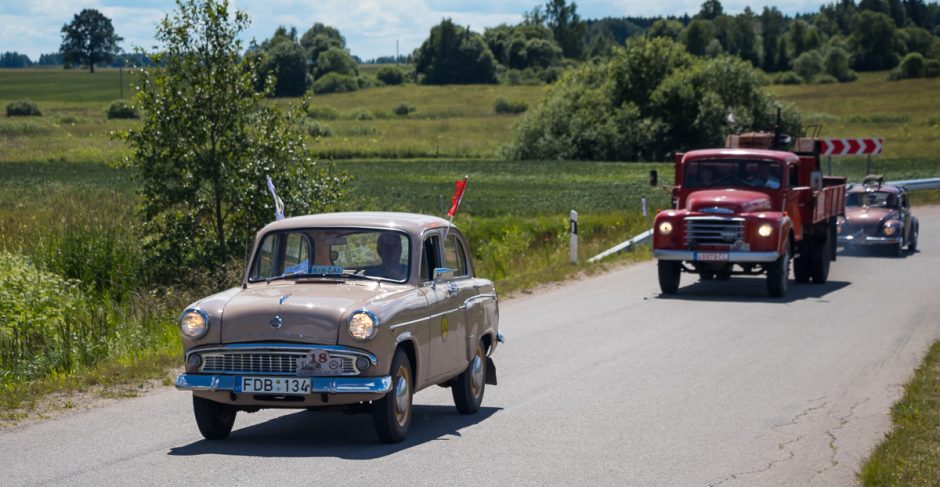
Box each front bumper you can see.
[175,373,392,394]
[654,249,779,263]
[838,235,901,246]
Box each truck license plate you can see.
[239,377,311,394]
[696,252,729,262]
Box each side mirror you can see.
[649,170,658,187]
[810,170,823,191]
[433,267,454,281]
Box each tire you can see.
[193,396,237,440]
[908,224,918,252]
[373,348,413,443]
[809,230,831,284]
[893,241,904,258]
[793,242,811,283]
[452,342,486,414]
[658,260,681,295]
[766,242,790,298]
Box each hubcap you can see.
[470,351,484,397]
[393,365,411,426]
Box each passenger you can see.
[367,232,408,280]
[749,162,781,189]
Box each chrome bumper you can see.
[654,249,779,263]
[175,373,392,394]
[838,235,901,246]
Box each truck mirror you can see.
[649,170,658,187]
[810,170,823,191]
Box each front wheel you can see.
[193,396,237,440]
[908,225,918,252]
[373,348,413,443]
[452,342,486,414]
[658,260,681,294]
[766,242,790,298]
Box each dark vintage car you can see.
[175,212,502,443]
[837,176,919,256]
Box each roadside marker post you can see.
[569,210,578,264]
[818,138,883,175]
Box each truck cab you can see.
[652,135,846,297]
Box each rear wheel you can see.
[193,396,236,440]
[809,228,832,284]
[372,348,413,443]
[452,342,486,414]
[658,260,681,294]
[793,242,811,283]
[766,241,790,298]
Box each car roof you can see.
[682,149,799,163]
[847,184,903,195]
[257,212,453,236]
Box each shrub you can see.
[900,52,926,79]
[347,107,375,120]
[773,71,803,85]
[393,102,416,116]
[376,66,405,85]
[926,60,940,78]
[493,97,528,114]
[307,106,339,120]
[106,100,139,119]
[312,72,359,94]
[793,50,824,83]
[304,119,333,137]
[6,99,42,117]
[814,74,839,84]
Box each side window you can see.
[443,235,468,277]
[902,194,910,209]
[789,165,799,188]
[254,236,276,278]
[421,235,441,282]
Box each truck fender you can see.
[778,216,793,255]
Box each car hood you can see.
[845,206,897,224]
[686,189,772,214]
[219,281,397,345]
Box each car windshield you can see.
[249,228,411,283]
[685,159,783,190]
[847,191,897,208]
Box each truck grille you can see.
[199,351,359,376]
[684,216,745,247]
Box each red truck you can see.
[651,134,846,297]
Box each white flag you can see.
[266,176,285,221]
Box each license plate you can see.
[295,349,344,377]
[239,377,310,395]
[696,252,729,262]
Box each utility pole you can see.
[396,39,399,65]
[119,63,124,99]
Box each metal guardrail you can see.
[887,177,940,191]
[587,229,652,263]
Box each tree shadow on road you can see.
[656,278,850,303]
[167,404,500,459]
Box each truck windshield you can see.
[249,229,411,283]
[846,191,897,208]
[685,160,783,190]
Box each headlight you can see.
[179,309,208,339]
[883,225,897,236]
[758,223,773,237]
[348,310,378,341]
[658,221,674,236]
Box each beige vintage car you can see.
[175,212,502,443]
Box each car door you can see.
[420,230,463,382]
[441,232,476,371]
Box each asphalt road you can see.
[3,207,940,487]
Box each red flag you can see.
[447,177,468,217]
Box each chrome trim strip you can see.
[389,316,430,330]
[175,373,392,394]
[186,343,378,366]
[654,249,779,263]
[838,235,902,245]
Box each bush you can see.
[106,100,139,119]
[899,52,926,79]
[814,74,839,84]
[356,76,377,89]
[926,60,940,78]
[493,97,528,114]
[793,50,824,83]
[312,72,359,94]
[307,106,339,120]
[393,102,416,116]
[347,107,374,120]
[376,66,405,85]
[304,119,333,137]
[773,71,803,85]
[6,99,41,117]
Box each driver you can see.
[749,162,781,189]
[367,232,408,280]
[700,167,715,187]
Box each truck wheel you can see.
[793,242,811,283]
[658,260,681,294]
[452,342,486,414]
[766,243,790,298]
[193,396,237,440]
[809,232,831,284]
[373,348,413,443]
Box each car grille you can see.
[684,217,745,247]
[199,351,359,376]
[841,222,879,237]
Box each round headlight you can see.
[758,223,773,237]
[658,221,674,236]
[348,311,378,341]
[883,225,896,236]
[179,309,208,339]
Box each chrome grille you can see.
[684,217,745,247]
[841,222,878,237]
[199,351,359,376]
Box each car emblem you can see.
[278,294,292,305]
[721,229,737,241]
[270,315,284,329]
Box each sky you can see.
[1,0,830,62]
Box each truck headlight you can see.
[658,221,674,236]
[758,223,773,237]
[348,310,378,341]
[179,309,208,339]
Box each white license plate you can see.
[296,349,344,377]
[696,252,729,262]
[240,377,311,395]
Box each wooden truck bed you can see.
[812,176,847,224]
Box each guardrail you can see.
[887,177,940,191]
[587,229,652,263]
